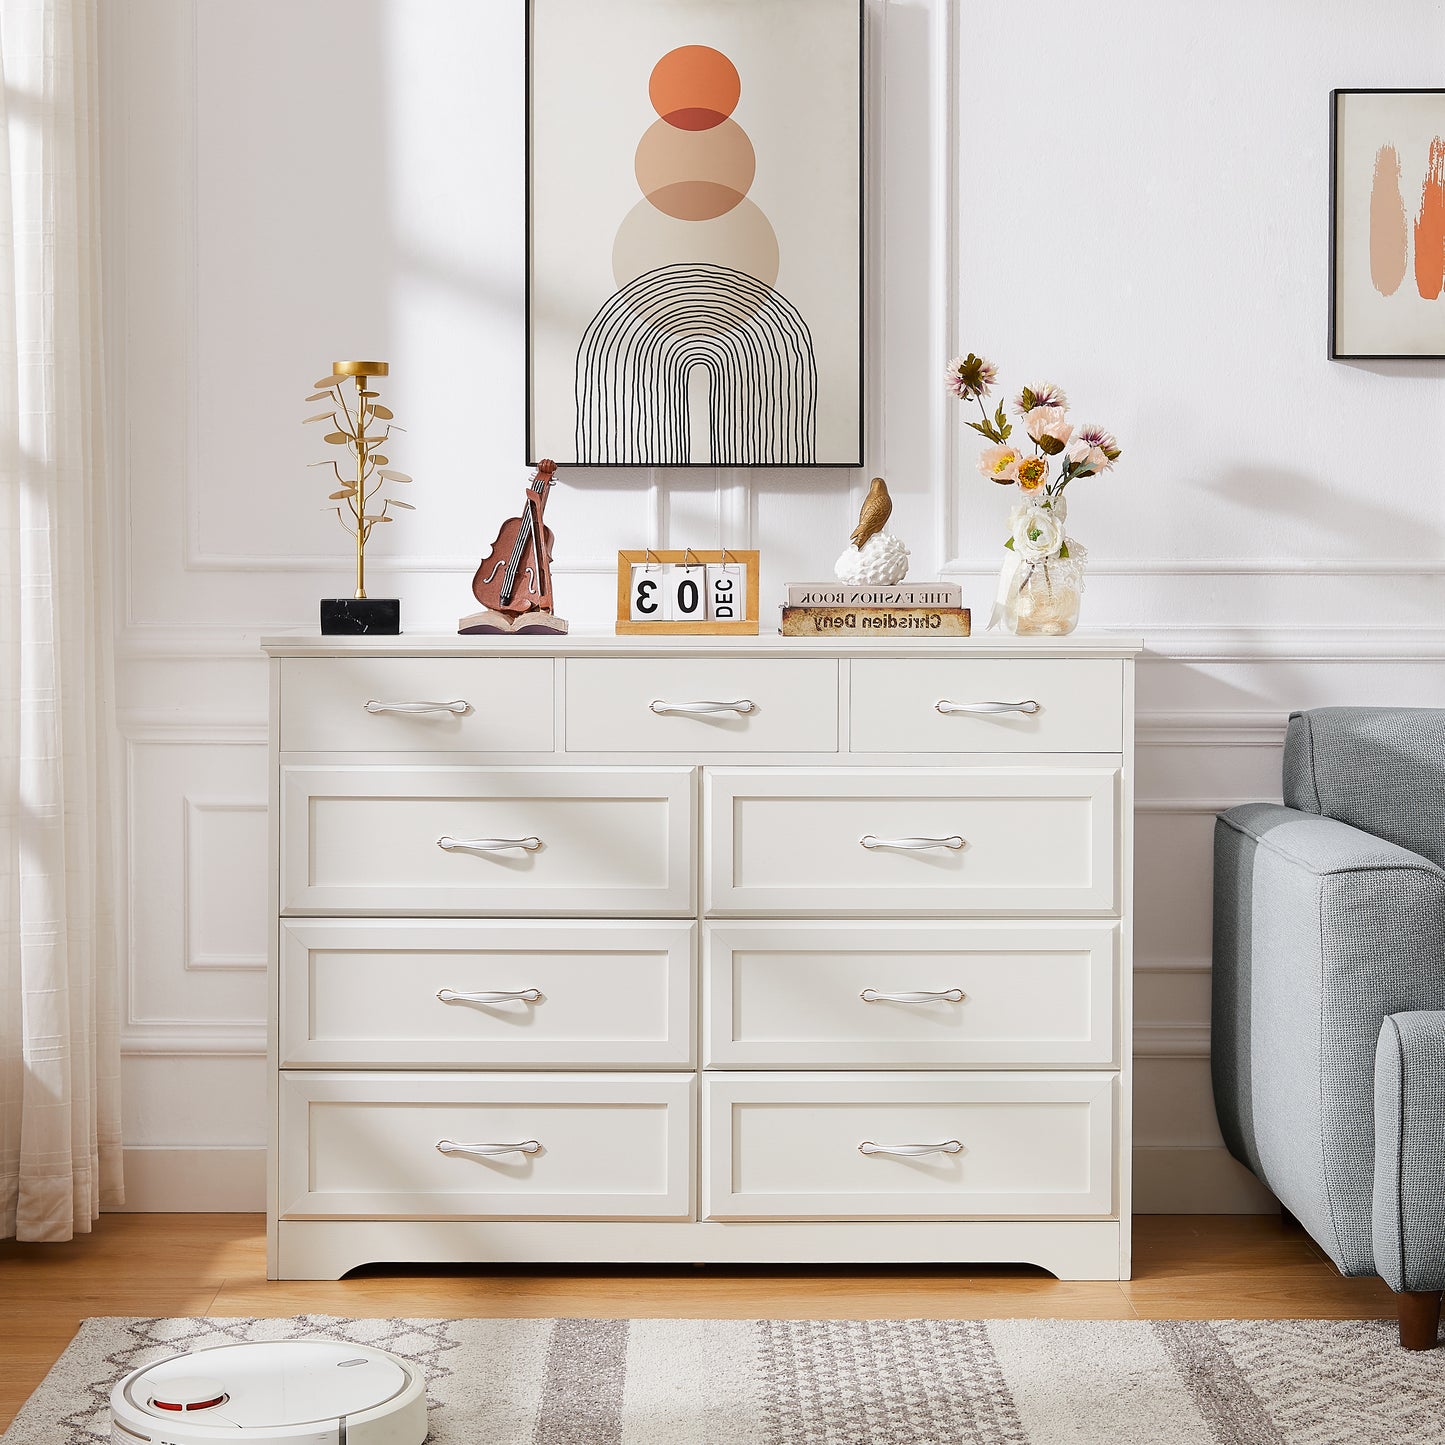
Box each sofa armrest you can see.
[1213,804,1445,1275]
[1374,1012,1445,1294]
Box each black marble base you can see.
[320,598,401,635]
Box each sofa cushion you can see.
[1283,708,1445,869]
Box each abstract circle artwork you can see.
[528,0,862,465]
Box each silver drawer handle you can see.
[365,699,470,715]
[437,988,541,1005]
[861,988,965,1004]
[650,698,756,715]
[436,1138,541,1158]
[935,699,1039,715]
[859,834,965,851]
[437,835,542,852]
[859,1140,964,1157]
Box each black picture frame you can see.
[525,0,866,467]
[1329,87,1445,360]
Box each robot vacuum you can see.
[109,1339,427,1445]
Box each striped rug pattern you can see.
[6,1314,1444,1444]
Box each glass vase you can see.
[1007,555,1084,636]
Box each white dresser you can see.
[262,633,1139,1281]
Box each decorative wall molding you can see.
[1135,799,1261,816]
[946,556,1445,577]
[1135,1024,1210,1059]
[1135,713,1288,748]
[1132,627,1445,662]
[108,1147,266,1212]
[1136,958,1213,974]
[120,709,268,742]
[183,798,268,972]
[120,1023,265,1056]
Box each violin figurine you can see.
[458,460,569,635]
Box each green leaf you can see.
[966,419,1001,443]
[1020,387,1037,412]
[1004,536,1015,550]
[999,421,1012,440]
[1058,542,1070,559]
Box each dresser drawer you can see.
[705,921,1117,1068]
[281,919,695,1068]
[705,768,1118,916]
[851,659,1122,754]
[279,1071,693,1220]
[565,658,837,753]
[704,1072,1115,1220]
[280,657,554,753]
[280,766,695,916]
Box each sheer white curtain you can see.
[0,0,123,1241]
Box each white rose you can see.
[1010,503,1064,562]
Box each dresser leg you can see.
[1399,1290,1442,1350]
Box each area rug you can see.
[5,1314,1444,1445]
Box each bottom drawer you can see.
[279,1072,693,1220]
[704,1072,1115,1220]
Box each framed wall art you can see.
[1330,88,1445,359]
[527,0,864,466]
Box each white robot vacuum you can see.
[109,1339,428,1445]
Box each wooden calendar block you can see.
[616,551,760,635]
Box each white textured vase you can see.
[834,533,909,585]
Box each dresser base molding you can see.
[274,1218,1128,1282]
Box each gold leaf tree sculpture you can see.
[304,361,414,599]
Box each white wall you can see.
[102,0,1445,1214]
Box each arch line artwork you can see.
[574,263,818,465]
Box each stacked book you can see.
[780,582,970,636]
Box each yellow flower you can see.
[1016,456,1049,492]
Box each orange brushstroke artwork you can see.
[1369,145,1409,296]
[1414,135,1445,302]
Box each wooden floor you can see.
[0,1213,1398,1431]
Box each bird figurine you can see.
[850,476,893,549]
[835,475,909,585]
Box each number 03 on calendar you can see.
[615,550,760,635]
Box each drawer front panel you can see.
[279,1072,693,1220]
[706,921,1117,1068]
[281,920,696,1068]
[281,766,695,916]
[281,657,554,753]
[851,659,1122,753]
[565,658,838,753]
[705,768,1118,916]
[705,1072,1115,1220]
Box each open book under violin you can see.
[458,460,569,635]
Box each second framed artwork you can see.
[527,0,863,467]
[1330,89,1445,359]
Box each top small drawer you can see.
[281,657,554,752]
[850,659,1123,753]
[566,658,837,753]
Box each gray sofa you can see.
[1213,708,1445,1349]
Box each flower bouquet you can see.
[947,353,1121,635]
